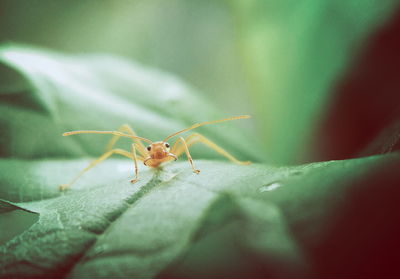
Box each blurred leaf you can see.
[311,8,400,161]
[229,0,400,163]
[0,44,261,162]
[360,118,400,156]
[1,154,399,278]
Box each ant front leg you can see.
[130,143,139,183]
[172,137,200,174]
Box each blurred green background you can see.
[1,0,399,165]
[1,1,400,278]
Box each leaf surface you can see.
[1,153,399,278]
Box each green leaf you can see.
[1,153,399,278]
[1,44,399,278]
[360,118,400,156]
[0,44,261,162]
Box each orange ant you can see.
[59,115,251,191]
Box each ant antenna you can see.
[163,115,251,142]
[63,130,153,144]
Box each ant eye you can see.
[165,143,170,148]
[147,146,151,151]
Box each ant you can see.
[59,115,251,191]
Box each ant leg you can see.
[130,143,139,183]
[105,124,147,157]
[171,133,250,165]
[59,149,143,191]
[174,137,200,174]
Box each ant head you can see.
[146,141,170,159]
